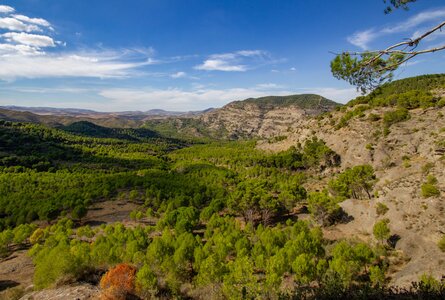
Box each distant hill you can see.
[59,121,161,141]
[144,94,340,140]
[0,105,208,118]
[229,94,339,110]
[347,73,445,107]
[0,106,215,130]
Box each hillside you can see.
[258,74,445,286]
[0,108,142,128]
[59,121,162,141]
[144,94,340,139]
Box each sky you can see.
[0,0,444,112]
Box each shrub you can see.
[369,265,386,286]
[33,242,84,289]
[421,183,440,198]
[373,219,390,244]
[136,264,158,297]
[437,98,445,108]
[383,108,410,127]
[375,202,389,216]
[421,162,435,174]
[100,263,137,300]
[368,113,381,121]
[29,228,45,244]
[438,235,445,252]
[71,205,87,222]
[307,192,343,226]
[418,274,445,294]
[328,165,376,199]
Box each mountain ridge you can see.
[143,93,340,139]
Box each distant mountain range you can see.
[0,94,338,134]
[0,105,212,117]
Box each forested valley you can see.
[1,76,445,300]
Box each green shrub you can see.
[335,105,369,129]
[368,113,381,121]
[373,219,390,243]
[307,192,343,226]
[436,98,445,108]
[375,202,389,216]
[328,165,376,199]
[418,274,445,293]
[383,108,410,127]
[421,184,439,198]
[422,162,434,174]
[438,235,445,252]
[136,264,158,297]
[426,174,438,185]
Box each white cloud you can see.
[290,67,296,71]
[383,9,445,34]
[0,51,152,80]
[98,87,294,111]
[347,29,377,50]
[171,71,187,78]
[0,43,44,56]
[195,59,246,71]
[236,50,265,56]
[2,32,55,47]
[0,6,155,80]
[347,8,445,49]
[97,85,359,111]
[0,5,15,14]
[11,14,51,28]
[0,17,41,32]
[195,50,268,71]
[256,83,284,89]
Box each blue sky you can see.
[0,0,444,111]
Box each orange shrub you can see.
[100,263,137,300]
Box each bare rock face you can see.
[19,284,99,300]
[200,103,308,138]
[258,105,445,286]
[197,94,338,139]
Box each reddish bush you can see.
[100,263,137,300]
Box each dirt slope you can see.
[258,105,445,286]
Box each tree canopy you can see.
[331,0,444,93]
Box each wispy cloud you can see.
[0,51,153,80]
[11,14,52,29]
[0,5,14,14]
[347,29,377,50]
[256,83,285,90]
[0,5,155,80]
[347,8,445,49]
[195,50,269,72]
[170,71,187,78]
[98,86,292,111]
[97,85,358,111]
[2,32,55,47]
[0,17,42,32]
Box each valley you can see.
[0,74,444,299]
